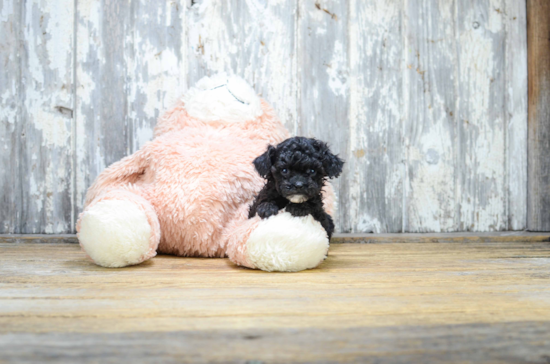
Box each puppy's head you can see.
[254,137,344,203]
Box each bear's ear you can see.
[253,145,276,178]
[314,140,344,178]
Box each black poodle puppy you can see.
[248,137,344,239]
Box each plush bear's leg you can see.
[225,206,329,272]
[77,190,160,268]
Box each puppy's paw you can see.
[257,202,280,219]
[286,203,311,217]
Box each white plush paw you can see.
[78,200,154,268]
[246,212,329,272]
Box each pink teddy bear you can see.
[77,74,335,272]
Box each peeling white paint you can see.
[188,0,297,129]
[325,41,347,97]
[30,109,70,147]
[0,89,17,124]
[357,214,382,234]
[407,122,455,232]
[1,0,528,234]
[134,125,154,149]
[456,5,507,231]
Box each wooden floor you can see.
[1,241,550,363]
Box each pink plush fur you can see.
[78,99,335,268]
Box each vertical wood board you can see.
[455,0,508,231]
[0,0,22,233]
[0,0,531,233]
[75,0,131,219]
[187,0,298,131]
[505,0,527,230]
[347,1,403,233]
[2,0,75,233]
[403,0,457,233]
[74,0,188,220]
[297,0,349,230]
[527,0,550,231]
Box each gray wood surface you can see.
[0,0,22,233]
[187,0,297,133]
[1,0,74,234]
[2,231,550,244]
[2,322,550,364]
[506,0,528,231]
[527,0,550,231]
[74,0,189,227]
[404,0,456,232]
[0,0,531,233]
[2,242,550,363]
[297,0,349,230]
[347,1,404,233]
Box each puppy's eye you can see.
[281,168,288,174]
[309,169,316,174]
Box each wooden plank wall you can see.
[527,0,550,231]
[0,0,528,234]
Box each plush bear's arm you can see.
[248,180,288,219]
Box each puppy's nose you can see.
[293,181,305,188]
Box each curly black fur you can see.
[248,137,344,240]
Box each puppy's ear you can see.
[323,152,344,178]
[314,140,344,178]
[253,145,276,178]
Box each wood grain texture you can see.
[455,0,508,232]
[297,0,349,231]
[527,0,550,231]
[21,0,75,234]
[75,0,132,218]
[0,234,79,244]
[74,0,187,222]
[331,231,550,244]
[1,242,550,362]
[187,0,298,131]
[2,322,550,364]
[2,232,550,244]
[1,0,531,234]
[505,0,528,230]
[404,0,457,232]
[0,0,22,233]
[347,1,403,233]
[0,0,74,234]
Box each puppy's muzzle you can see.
[287,194,309,203]
[284,180,311,203]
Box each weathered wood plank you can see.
[332,231,550,244]
[1,242,550,333]
[2,232,550,244]
[0,0,22,233]
[1,0,531,234]
[126,0,187,153]
[75,0,187,217]
[455,0,508,231]
[1,242,550,362]
[297,0,349,231]
[347,1,403,233]
[2,322,550,364]
[527,0,550,231]
[505,0,528,230]
[75,0,131,218]
[403,0,457,232]
[19,0,74,233]
[187,0,298,131]
[0,234,79,244]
